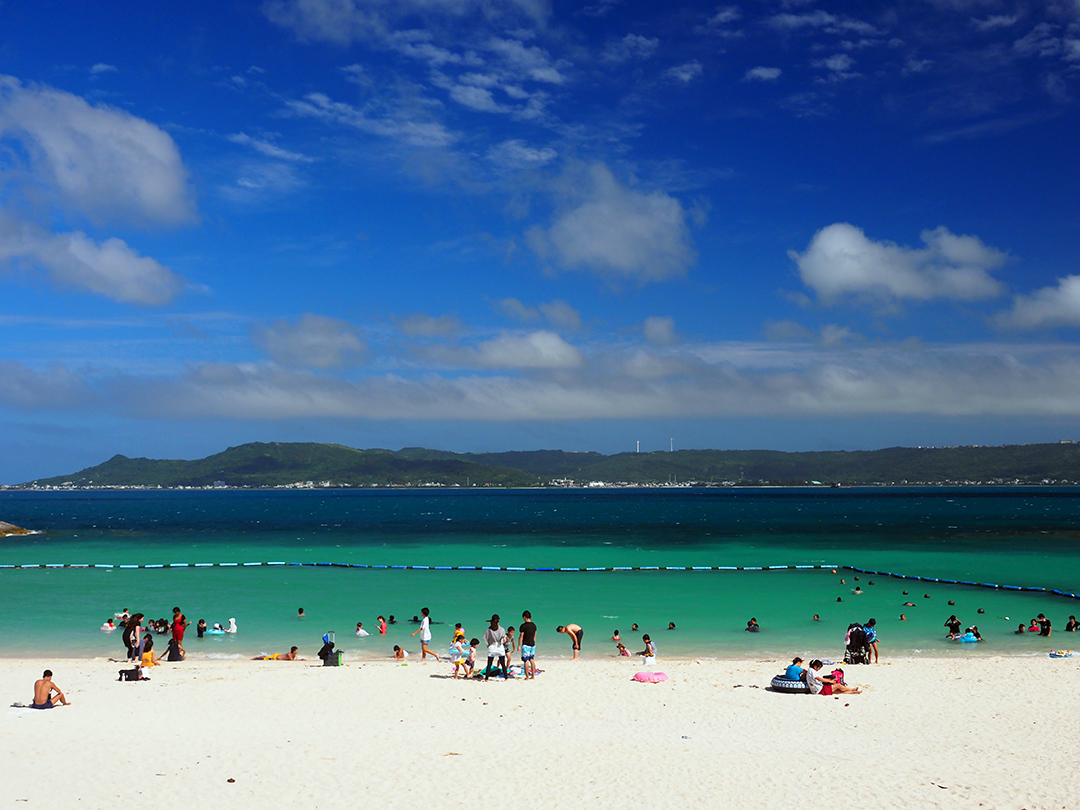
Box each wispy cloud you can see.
[253,314,367,369]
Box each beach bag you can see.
[118,667,142,681]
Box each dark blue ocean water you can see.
[2,487,1078,660]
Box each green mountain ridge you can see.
[17,441,1080,488]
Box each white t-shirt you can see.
[805,667,825,695]
[420,616,431,642]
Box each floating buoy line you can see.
[0,560,1076,600]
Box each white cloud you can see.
[449,84,507,112]
[644,316,679,346]
[253,314,366,369]
[1014,23,1062,58]
[498,297,542,321]
[397,312,463,337]
[602,34,659,62]
[0,76,196,226]
[0,360,88,410]
[486,37,566,84]
[527,163,696,283]
[474,331,583,368]
[767,11,877,35]
[994,275,1080,330]
[90,64,118,74]
[819,324,860,346]
[744,66,782,81]
[265,0,551,46]
[697,5,743,36]
[285,92,456,148]
[486,139,556,168]
[973,14,1019,31]
[111,342,1080,423]
[498,298,582,329]
[0,215,184,305]
[790,222,1007,305]
[227,132,315,163]
[666,61,703,83]
[537,300,582,329]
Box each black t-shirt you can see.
[946,620,961,633]
[519,621,537,646]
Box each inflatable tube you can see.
[633,671,668,683]
[955,633,979,643]
[770,675,809,693]
[205,629,225,635]
[1049,650,1073,658]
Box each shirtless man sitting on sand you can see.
[32,670,70,708]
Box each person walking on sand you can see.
[483,614,507,681]
[410,607,440,662]
[31,670,70,708]
[556,623,583,660]
[519,611,537,680]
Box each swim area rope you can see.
[0,561,1076,600]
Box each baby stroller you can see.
[844,623,871,665]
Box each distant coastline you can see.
[11,440,1080,489]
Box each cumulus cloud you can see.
[473,331,583,368]
[397,312,463,338]
[0,76,196,226]
[666,61,703,82]
[527,163,696,283]
[644,316,679,346]
[994,275,1080,330]
[790,223,1007,305]
[486,139,557,169]
[0,215,184,305]
[744,66,782,81]
[602,33,659,62]
[253,314,367,369]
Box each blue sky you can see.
[1,0,1079,482]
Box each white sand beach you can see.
[3,654,1078,809]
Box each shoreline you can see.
[4,654,1078,808]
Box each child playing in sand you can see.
[616,642,630,657]
[393,645,409,660]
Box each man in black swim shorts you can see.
[31,670,70,708]
[556,623,583,660]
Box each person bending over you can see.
[556,624,583,660]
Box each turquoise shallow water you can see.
[1,487,1079,661]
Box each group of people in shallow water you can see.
[102,606,235,668]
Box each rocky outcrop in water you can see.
[0,520,30,536]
